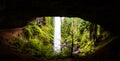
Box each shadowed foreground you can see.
[0,28,119,61]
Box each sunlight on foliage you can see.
[8,16,115,59]
[61,17,115,56]
[9,17,55,59]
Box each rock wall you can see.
[0,0,119,61]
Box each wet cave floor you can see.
[0,43,119,61]
[0,42,86,61]
[0,28,119,61]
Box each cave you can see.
[0,0,120,61]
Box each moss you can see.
[8,17,115,59]
[8,17,55,59]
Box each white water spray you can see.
[54,17,61,53]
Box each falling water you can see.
[54,17,61,53]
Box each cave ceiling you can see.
[0,0,119,35]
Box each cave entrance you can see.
[8,16,114,58]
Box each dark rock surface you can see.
[0,0,120,61]
[0,0,119,35]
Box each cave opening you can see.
[4,16,116,60]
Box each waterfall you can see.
[54,17,61,53]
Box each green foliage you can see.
[8,17,114,59]
[61,17,113,56]
[9,17,55,59]
[61,17,92,56]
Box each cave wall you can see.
[0,0,119,61]
[0,0,119,35]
